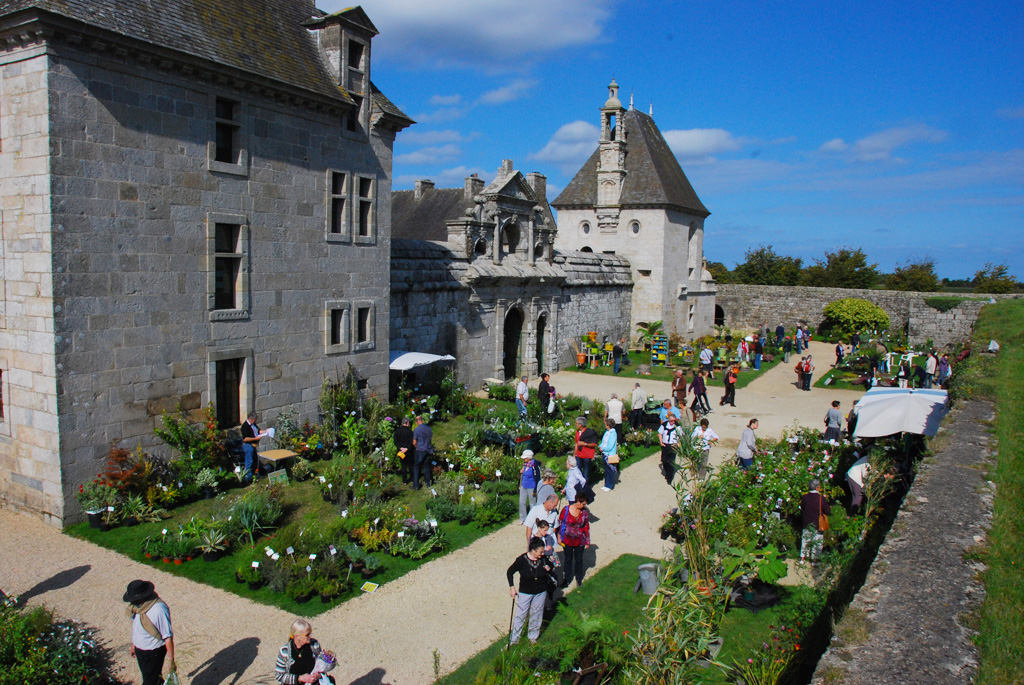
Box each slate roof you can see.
[371,82,415,127]
[0,0,350,103]
[551,109,709,217]
[391,188,471,241]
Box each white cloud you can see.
[394,144,462,165]
[529,120,599,174]
[816,125,948,162]
[429,94,463,106]
[410,106,469,123]
[319,0,615,70]
[817,138,849,154]
[394,165,492,189]
[662,128,743,162]
[478,79,537,105]
[996,106,1024,120]
[400,129,477,145]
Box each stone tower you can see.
[552,82,717,340]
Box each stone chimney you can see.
[414,179,434,200]
[464,174,485,201]
[500,159,514,175]
[526,172,547,202]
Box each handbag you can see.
[817,495,829,532]
[547,398,556,413]
[607,453,620,464]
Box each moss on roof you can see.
[0,0,350,102]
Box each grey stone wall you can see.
[908,299,992,349]
[391,243,633,390]
[2,38,396,524]
[716,284,1019,348]
[0,49,60,524]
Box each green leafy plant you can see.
[199,528,228,554]
[821,298,890,340]
[75,478,118,513]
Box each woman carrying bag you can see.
[559,494,591,588]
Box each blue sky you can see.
[322,0,1024,280]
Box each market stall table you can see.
[259,448,298,473]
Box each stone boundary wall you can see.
[716,284,1019,348]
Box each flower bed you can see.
[0,594,113,684]
[69,367,656,614]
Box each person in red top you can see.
[558,493,591,588]
[800,479,831,564]
[573,416,599,481]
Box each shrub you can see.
[0,596,108,685]
[487,383,516,402]
[821,298,890,340]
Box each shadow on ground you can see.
[188,637,261,685]
[17,564,91,604]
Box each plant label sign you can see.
[286,547,294,555]
[360,582,379,594]
[268,469,289,485]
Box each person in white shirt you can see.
[691,418,719,480]
[658,414,682,485]
[605,393,625,443]
[699,346,714,378]
[630,383,646,430]
[846,453,870,511]
[925,352,938,389]
[515,376,529,418]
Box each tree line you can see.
[707,245,1021,294]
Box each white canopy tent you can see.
[853,387,949,438]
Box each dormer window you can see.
[349,40,365,71]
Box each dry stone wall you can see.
[716,284,1019,348]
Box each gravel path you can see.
[0,341,855,684]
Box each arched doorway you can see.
[503,308,524,380]
[536,314,547,374]
[714,305,725,327]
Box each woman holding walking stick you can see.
[506,537,552,646]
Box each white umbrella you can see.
[388,351,455,371]
[853,388,949,438]
[855,387,947,410]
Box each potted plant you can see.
[171,536,196,565]
[286,576,316,604]
[343,543,365,571]
[119,493,147,527]
[76,478,118,528]
[361,554,383,579]
[141,535,161,560]
[316,576,344,603]
[238,564,263,590]
[195,468,220,499]
[291,458,313,482]
[199,528,228,562]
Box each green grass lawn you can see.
[570,349,782,390]
[970,299,1024,684]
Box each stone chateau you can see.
[0,1,713,525]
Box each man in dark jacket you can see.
[393,417,414,484]
[800,479,831,564]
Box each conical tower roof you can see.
[552,109,709,217]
